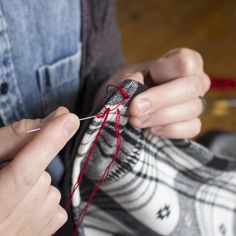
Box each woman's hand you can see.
[100,48,210,139]
[0,107,80,236]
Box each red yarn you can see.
[65,85,130,235]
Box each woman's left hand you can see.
[99,48,211,139]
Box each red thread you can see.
[210,76,236,89]
[65,108,110,210]
[106,84,129,99]
[72,109,122,236]
[65,84,129,235]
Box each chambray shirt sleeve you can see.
[0,0,82,126]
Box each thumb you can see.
[0,107,69,161]
[149,48,203,84]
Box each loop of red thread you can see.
[65,84,130,235]
[101,86,129,112]
[106,84,129,99]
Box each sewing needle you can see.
[26,115,96,133]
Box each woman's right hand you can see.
[0,107,80,236]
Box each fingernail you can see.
[43,109,57,122]
[63,115,80,137]
[137,99,151,114]
[138,115,150,124]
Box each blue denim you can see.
[0,1,81,185]
[0,0,82,125]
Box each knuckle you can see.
[55,207,68,225]
[203,74,211,91]
[177,48,196,75]
[40,172,52,186]
[10,119,41,138]
[10,119,29,138]
[190,119,202,137]
[48,186,61,203]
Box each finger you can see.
[201,73,211,92]
[26,171,52,203]
[129,98,202,128]
[0,172,53,232]
[37,187,64,235]
[151,118,202,139]
[150,48,204,83]
[22,172,52,210]
[129,75,206,117]
[41,106,70,122]
[0,106,69,161]
[24,185,62,236]
[46,185,62,205]
[38,206,68,236]
[6,112,79,198]
[0,171,52,222]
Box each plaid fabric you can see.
[70,80,236,236]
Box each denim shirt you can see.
[0,0,81,125]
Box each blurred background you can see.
[117,0,236,135]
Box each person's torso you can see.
[0,0,82,125]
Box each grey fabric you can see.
[210,133,236,157]
[198,131,236,158]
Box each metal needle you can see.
[26,115,97,133]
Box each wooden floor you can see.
[117,0,236,135]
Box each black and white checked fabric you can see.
[70,80,236,236]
